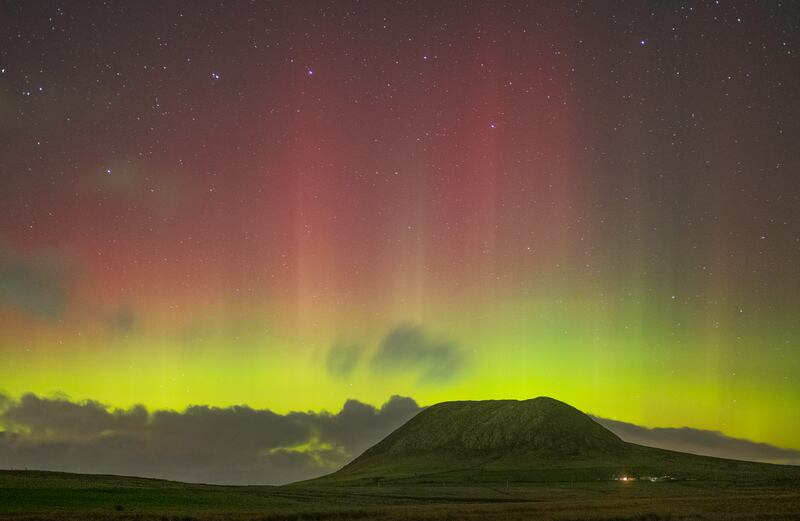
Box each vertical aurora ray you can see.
[0,1,798,453]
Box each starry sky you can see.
[1,0,799,462]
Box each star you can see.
[210,72,221,80]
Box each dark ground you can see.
[1,470,800,520]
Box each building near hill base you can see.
[613,475,674,482]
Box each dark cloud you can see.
[309,395,422,458]
[0,393,422,485]
[594,416,800,465]
[326,342,362,378]
[371,325,465,383]
[0,239,79,320]
[2,393,146,442]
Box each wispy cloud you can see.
[0,237,139,333]
[371,325,466,384]
[0,238,79,320]
[326,342,362,378]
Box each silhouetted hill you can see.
[305,397,800,485]
[355,397,624,457]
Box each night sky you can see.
[1,0,800,480]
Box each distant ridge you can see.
[304,397,800,485]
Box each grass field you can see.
[2,470,800,520]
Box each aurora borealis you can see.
[1,0,799,479]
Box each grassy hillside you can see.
[308,397,800,486]
[355,398,626,455]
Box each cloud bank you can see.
[2,392,797,486]
[594,416,800,465]
[0,393,422,485]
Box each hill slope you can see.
[306,397,800,485]
[357,397,624,456]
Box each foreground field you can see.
[1,470,800,520]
